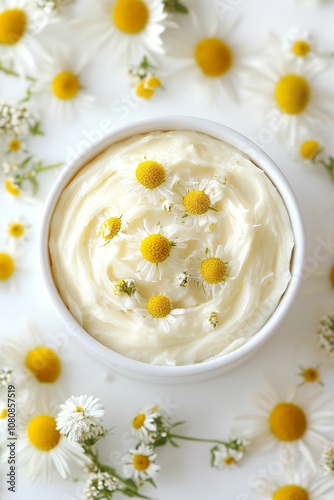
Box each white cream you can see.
[49,130,294,366]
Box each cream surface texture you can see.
[49,130,294,365]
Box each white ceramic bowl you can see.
[40,116,305,380]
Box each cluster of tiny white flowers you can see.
[208,312,219,328]
[85,471,120,499]
[0,103,39,138]
[0,368,13,387]
[316,313,334,357]
[211,437,250,470]
[36,0,73,13]
[321,443,334,476]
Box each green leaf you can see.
[28,176,39,196]
[29,121,44,135]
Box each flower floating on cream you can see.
[135,293,185,333]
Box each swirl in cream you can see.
[49,130,294,365]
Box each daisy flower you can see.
[96,208,129,246]
[297,365,323,386]
[18,402,88,481]
[131,405,160,442]
[0,324,64,402]
[252,463,332,499]
[31,50,94,121]
[134,293,185,333]
[0,400,8,439]
[123,444,160,483]
[74,0,168,64]
[173,178,224,231]
[122,158,176,206]
[126,220,186,280]
[190,245,236,299]
[0,250,16,282]
[165,11,250,101]
[211,438,249,470]
[56,395,105,443]
[321,442,334,476]
[316,312,334,359]
[0,215,31,248]
[242,385,334,467]
[247,59,333,143]
[269,29,329,68]
[0,0,48,73]
[3,177,35,203]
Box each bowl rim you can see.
[39,115,305,377]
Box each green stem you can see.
[0,63,36,82]
[169,433,228,447]
[34,162,62,173]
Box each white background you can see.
[1,0,334,499]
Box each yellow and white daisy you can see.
[122,158,176,206]
[134,292,185,333]
[56,395,105,443]
[18,402,88,481]
[0,323,64,402]
[297,365,323,386]
[0,248,24,291]
[74,0,168,63]
[131,405,160,442]
[0,215,31,249]
[0,400,8,440]
[96,208,129,246]
[165,11,250,101]
[31,50,95,121]
[173,178,224,231]
[0,0,48,73]
[123,443,160,482]
[247,60,333,144]
[190,245,236,299]
[3,177,35,203]
[242,385,334,467]
[126,220,187,280]
[252,464,332,499]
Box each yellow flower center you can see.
[100,217,122,240]
[75,406,84,413]
[200,257,227,285]
[0,253,15,281]
[135,81,155,99]
[8,222,24,238]
[140,234,171,263]
[273,485,308,500]
[145,75,162,90]
[224,456,235,466]
[132,454,150,471]
[0,408,8,419]
[300,139,319,160]
[112,0,149,34]
[0,9,27,45]
[183,190,210,215]
[330,264,334,288]
[275,74,311,115]
[292,40,311,57]
[8,138,21,152]
[147,294,172,318]
[302,367,319,383]
[25,346,61,383]
[136,160,165,189]
[194,37,233,77]
[27,415,61,451]
[51,71,80,100]
[132,413,146,429]
[4,179,20,196]
[269,403,307,441]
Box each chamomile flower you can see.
[96,208,129,247]
[211,439,249,470]
[31,51,94,121]
[135,293,185,333]
[75,0,168,64]
[18,402,88,481]
[190,245,236,299]
[165,11,250,101]
[247,60,333,143]
[56,395,105,443]
[0,250,16,281]
[122,158,176,206]
[0,324,64,402]
[173,178,224,231]
[127,220,186,280]
[242,385,334,467]
[270,29,329,68]
[0,400,7,439]
[123,444,160,482]
[252,464,332,499]
[1,215,31,248]
[0,0,48,73]
[131,405,160,442]
[297,365,323,386]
